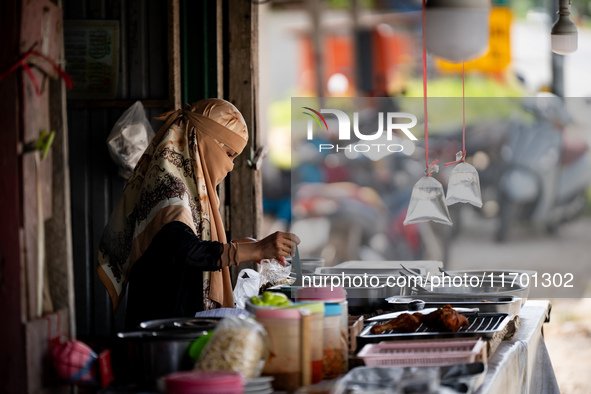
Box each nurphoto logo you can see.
[302,107,418,154]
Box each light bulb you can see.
[551,0,578,55]
[425,0,491,63]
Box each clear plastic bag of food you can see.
[196,315,268,379]
[107,101,154,179]
[259,259,293,292]
[404,176,452,226]
[446,162,483,208]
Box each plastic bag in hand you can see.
[233,269,261,309]
[446,162,483,208]
[259,259,293,288]
[404,176,453,226]
[107,101,154,179]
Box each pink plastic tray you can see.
[357,339,486,367]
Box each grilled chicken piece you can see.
[370,313,422,334]
[370,305,469,335]
[419,304,469,332]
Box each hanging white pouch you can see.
[404,176,453,226]
[446,162,483,208]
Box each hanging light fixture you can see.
[551,0,578,55]
[425,0,491,63]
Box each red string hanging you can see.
[0,50,73,96]
[445,62,467,166]
[422,0,438,176]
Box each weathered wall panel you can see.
[64,0,168,338]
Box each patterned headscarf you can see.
[98,98,248,311]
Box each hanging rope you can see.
[422,0,438,176]
[445,61,467,166]
[0,50,73,96]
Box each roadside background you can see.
[258,1,591,392]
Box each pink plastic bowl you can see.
[164,371,243,394]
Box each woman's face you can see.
[219,143,239,161]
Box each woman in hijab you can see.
[97,99,300,329]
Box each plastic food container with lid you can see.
[286,302,325,384]
[296,286,349,348]
[322,303,348,379]
[255,308,302,391]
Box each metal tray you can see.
[335,260,443,276]
[386,295,522,315]
[411,279,528,304]
[357,312,514,346]
[315,266,427,276]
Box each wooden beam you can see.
[308,0,325,101]
[224,0,262,275]
[46,15,76,336]
[216,0,224,99]
[226,0,261,239]
[168,0,181,109]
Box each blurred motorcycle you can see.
[495,95,591,242]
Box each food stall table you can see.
[476,300,559,394]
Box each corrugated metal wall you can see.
[63,0,170,338]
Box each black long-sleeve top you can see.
[124,221,223,330]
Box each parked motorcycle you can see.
[495,95,591,242]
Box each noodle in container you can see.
[195,315,268,379]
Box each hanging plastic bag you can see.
[233,269,261,309]
[404,175,453,226]
[107,101,154,179]
[196,315,268,379]
[446,161,483,207]
[404,1,452,227]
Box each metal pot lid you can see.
[139,317,219,331]
[118,329,211,340]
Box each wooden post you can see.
[168,0,181,109]
[225,0,261,238]
[46,3,76,336]
[308,0,325,104]
[223,0,262,280]
[216,0,224,99]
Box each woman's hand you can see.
[236,232,301,266]
[255,232,301,265]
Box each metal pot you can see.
[344,285,388,313]
[118,318,218,385]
